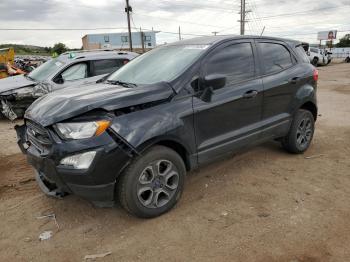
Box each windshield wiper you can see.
[106,80,137,88]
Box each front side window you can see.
[259,42,293,74]
[92,59,125,76]
[108,45,207,85]
[61,63,87,81]
[204,42,255,85]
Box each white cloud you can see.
[0,0,349,48]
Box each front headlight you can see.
[56,120,111,139]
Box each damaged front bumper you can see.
[15,122,133,205]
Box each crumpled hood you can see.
[0,75,37,93]
[25,82,175,127]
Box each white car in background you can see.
[307,47,332,66]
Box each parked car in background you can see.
[16,35,318,218]
[0,50,138,120]
[307,47,332,66]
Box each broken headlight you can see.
[55,120,110,140]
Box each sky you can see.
[1,0,349,48]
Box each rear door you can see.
[193,40,264,164]
[256,40,303,138]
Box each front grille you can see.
[26,120,52,155]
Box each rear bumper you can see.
[16,123,132,204]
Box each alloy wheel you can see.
[296,117,313,149]
[137,160,179,208]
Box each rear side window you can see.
[204,42,255,85]
[259,42,293,74]
[294,46,310,63]
[92,59,126,76]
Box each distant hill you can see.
[0,44,51,56]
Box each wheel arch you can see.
[300,101,318,121]
[136,136,194,171]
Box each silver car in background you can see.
[0,50,139,120]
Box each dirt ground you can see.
[0,63,349,262]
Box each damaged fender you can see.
[0,82,52,120]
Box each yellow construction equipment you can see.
[0,48,25,79]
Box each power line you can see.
[258,5,350,20]
[133,11,229,29]
[0,27,130,31]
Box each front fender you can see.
[109,96,196,156]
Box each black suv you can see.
[16,36,318,218]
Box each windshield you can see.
[107,45,208,85]
[28,58,65,81]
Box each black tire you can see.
[312,57,318,66]
[282,109,315,154]
[117,146,186,218]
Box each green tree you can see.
[52,43,68,55]
[336,34,350,48]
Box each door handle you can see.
[289,77,300,84]
[243,90,258,99]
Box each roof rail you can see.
[62,49,119,55]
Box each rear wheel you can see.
[282,109,315,154]
[117,146,186,218]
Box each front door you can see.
[193,40,264,164]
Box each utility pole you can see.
[239,0,250,35]
[140,27,145,53]
[178,26,181,40]
[125,0,133,51]
[212,31,219,35]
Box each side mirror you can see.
[204,74,226,90]
[55,75,65,84]
[199,74,226,102]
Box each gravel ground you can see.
[0,63,349,262]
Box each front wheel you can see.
[312,57,318,66]
[282,109,315,154]
[117,146,186,218]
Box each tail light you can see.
[313,69,319,81]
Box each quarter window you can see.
[295,46,310,63]
[259,42,293,74]
[204,43,255,85]
[92,59,126,76]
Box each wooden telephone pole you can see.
[125,0,133,51]
[239,0,250,35]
